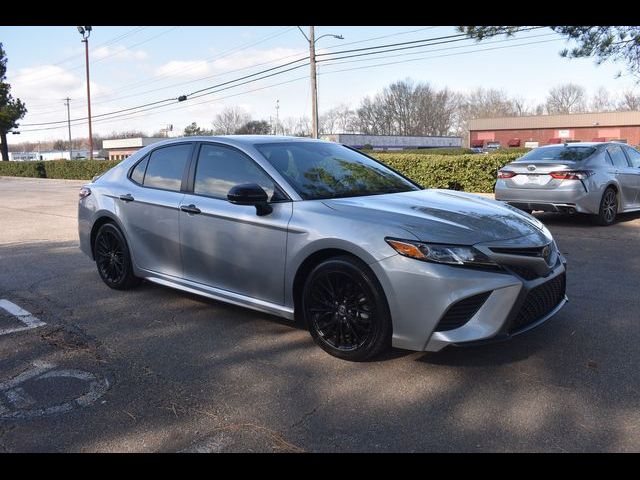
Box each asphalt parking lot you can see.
[0,175,639,452]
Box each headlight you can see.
[385,238,498,268]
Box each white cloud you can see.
[93,45,148,61]
[153,47,303,81]
[155,60,211,78]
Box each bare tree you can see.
[617,90,640,111]
[545,83,587,114]
[590,86,614,112]
[320,104,358,134]
[211,106,251,135]
[355,79,460,137]
[453,87,520,143]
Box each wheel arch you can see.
[290,245,388,324]
[89,212,127,260]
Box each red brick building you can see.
[102,137,166,161]
[469,111,640,149]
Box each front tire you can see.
[94,223,141,290]
[302,256,391,361]
[594,187,618,226]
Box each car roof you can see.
[536,141,621,148]
[147,135,328,149]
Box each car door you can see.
[179,142,293,305]
[606,145,636,209]
[622,146,640,207]
[116,142,194,278]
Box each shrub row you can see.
[0,159,121,180]
[371,152,522,192]
[0,150,524,193]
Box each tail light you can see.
[497,170,517,179]
[79,187,91,199]
[549,170,594,180]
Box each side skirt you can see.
[140,270,295,321]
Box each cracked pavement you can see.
[0,176,639,452]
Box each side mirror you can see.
[227,183,272,216]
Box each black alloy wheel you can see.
[94,223,141,290]
[302,256,391,361]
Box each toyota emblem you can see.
[527,165,536,171]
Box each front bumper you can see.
[370,253,567,352]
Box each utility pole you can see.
[64,97,73,160]
[297,27,343,139]
[77,26,93,159]
[275,99,280,136]
[309,26,317,139]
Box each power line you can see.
[12,27,180,87]
[317,37,562,76]
[19,27,440,116]
[17,28,550,132]
[85,26,296,103]
[316,31,557,67]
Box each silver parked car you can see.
[495,142,640,225]
[78,136,567,360]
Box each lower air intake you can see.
[435,292,491,332]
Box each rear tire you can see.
[302,256,391,361]
[593,187,618,226]
[94,223,141,290]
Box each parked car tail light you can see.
[497,170,517,179]
[549,171,594,180]
[79,187,91,199]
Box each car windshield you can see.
[255,142,420,200]
[515,146,596,162]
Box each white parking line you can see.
[0,299,47,336]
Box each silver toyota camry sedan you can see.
[78,136,567,361]
[495,142,640,225]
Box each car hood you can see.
[322,189,551,245]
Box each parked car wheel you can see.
[594,188,618,226]
[94,223,141,290]
[302,256,391,361]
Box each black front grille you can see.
[435,292,491,332]
[506,265,540,281]
[490,245,548,257]
[509,273,566,333]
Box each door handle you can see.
[180,204,201,214]
[119,194,134,202]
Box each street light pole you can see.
[298,27,343,139]
[275,99,280,136]
[78,26,93,160]
[64,97,72,160]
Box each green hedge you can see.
[41,160,121,180]
[0,161,46,178]
[371,152,522,192]
[1,150,525,192]
[0,160,121,180]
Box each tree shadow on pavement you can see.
[1,240,639,452]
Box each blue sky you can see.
[1,25,637,144]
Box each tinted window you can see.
[130,156,148,184]
[194,144,277,200]
[143,144,192,191]
[255,142,419,200]
[624,146,640,168]
[607,145,630,168]
[515,146,596,162]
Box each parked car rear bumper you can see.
[495,181,599,214]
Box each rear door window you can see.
[607,145,630,168]
[143,144,192,191]
[623,146,640,168]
